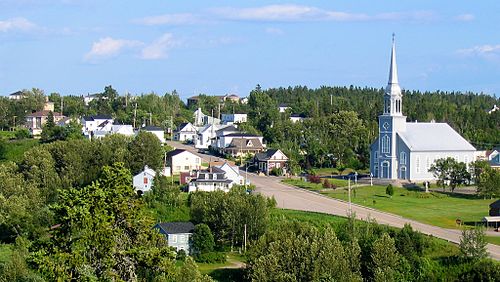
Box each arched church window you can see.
[400,152,406,164]
[382,135,390,153]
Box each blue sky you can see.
[1,1,500,99]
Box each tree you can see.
[191,224,215,255]
[459,227,488,260]
[371,233,400,282]
[129,131,163,174]
[0,138,6,160]
[175,257,214,282]
[470,160,490,185]
[30,163,177,281]
[477,167,500,199]
[429,157,470,192]
[385,184,394,197]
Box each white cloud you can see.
[0,17,37,32]
[141,33,179,60]
[211,5,435,22]
[457,44,500,62]
[455,14,474,22]
[85,37,142,61]
[265,27,284,35]
[135,13,201,25]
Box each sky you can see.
[1,0,500,100]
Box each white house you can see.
[83,93,105,106]
[141,126,166,143]
[111,124,135,137]
[173,122,198,142]
[193,108,220,126]
[81,115,114,139]
[133,165,171,193]
[278,103,290,113]
[289,114,306,123]
[166,149,201,175]
[216,162,246,186]
[8,91,23,100]
[133,165,157,193]
[488,105,499,114]
[188,167,234,193]
[194,124,232,149]
[369,37,476,181]
[221,113,248,124]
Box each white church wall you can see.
[408,150,476,181]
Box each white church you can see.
[370,37,476,181]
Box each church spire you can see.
[385,33,401,97]
[388,33,398,85]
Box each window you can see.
[179,235,185,243]
[143,177,148,184]
[374,151,379,159]
[184,166,190,170]
[400,152,406,164]
[196,158,200,163]
[426,156,431,170]
[464,155,469,164]
[416,156,421,173]
[455,155,459,162]
[170,235,177,243]
[175,166,181,171]
[276,163,280,168]
[382,135,390,153]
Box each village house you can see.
[81,115,114,139]
[253,149,289,175]
[289,113,306,123]
[133,165,171,194]
[194,124,232,149]
[25,98,65,136]
[221,113,248,124]
[193,108,220,126]
[187,162,245,192]
[222,137,265,157]
[8,90,24,100]
[173,122,198,142]
[141,126,166,143]
[166,149,201,175]
[278,103,290,113]
[154,222,195,254]
[216,132,265,154]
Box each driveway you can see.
[166,141,500,260]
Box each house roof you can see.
[82,114,113,121]
[9,91,23,96]
[226,137,264,149]
[278,103,289,107]
[224,132,260,137]
[142,125,163,131]
[166,149,195,158]
[490,200,500,209]
[290,113,306,118]
[27,110,64,117]
[156,222,195,234]
[397,123,476,152]
[216,125,238,133]
[254,149,288,162]
[135,166,156,177]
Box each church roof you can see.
[398,123,476,152]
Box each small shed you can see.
[490,199,500,216]
[482,216,500,230]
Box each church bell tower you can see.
[377,34,407,179]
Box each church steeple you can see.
[384,33,403,116]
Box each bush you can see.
[270,167,283,176]
[194,251,227,263]
[386,184,394,197]
[14,128,30,140]
[176,249,187,261]
[322,179,336,189]
[307,175,321,184]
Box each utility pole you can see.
[133,103,137,129]
[348,177,352,212]
[244,224,247,253]
[61,96,64,115]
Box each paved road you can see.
[166,141,500,260]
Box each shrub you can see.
[322,179,334,189]
[194,251,227,263]
[270,167,283,176]
[307,175,321,184]
[176,249,187,261]
[14,128,30,140]
[386,184,394,197]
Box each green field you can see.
[285,179,496,230]
[486,236,500,246]
[1,139,39,163]
[282,178,348,191]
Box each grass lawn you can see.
[198,253,245,282]
[316,185,496,230]
[270,208,347,228]
[1,139,39,163]
[486,236,500,246]
[282,178,348,191]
